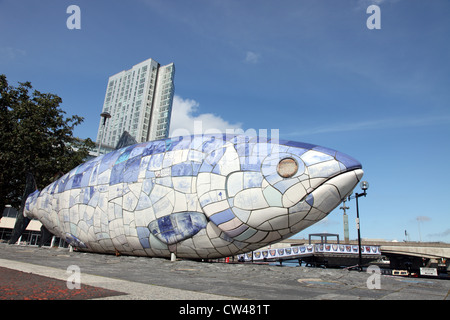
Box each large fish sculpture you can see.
[25,134,363,259]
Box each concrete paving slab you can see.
[0,258,234,300]
[0,243,449,301]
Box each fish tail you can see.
[23,172,39,218]
[9,173,38,244]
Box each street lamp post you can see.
[97,112,111,156]
[348,181,369,271]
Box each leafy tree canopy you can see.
[0,74,95,217]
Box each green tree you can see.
[0,74,95,217]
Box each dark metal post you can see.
[348,181,368,272]
[98,112,111,156]
[355,193,362,271]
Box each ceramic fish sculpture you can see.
[25,134,363,259]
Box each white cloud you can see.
[245,51,261,64]
[315,216,340,227]
[286,114,450,138]
[356,0,387,8]
[169,95,242,137]
[356,0,402,10]
[359,0,386,4]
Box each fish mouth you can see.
[303,168,364,214]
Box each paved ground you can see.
[0,266,126,300]
[1,243,449,302]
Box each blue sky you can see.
[1,0,449,243]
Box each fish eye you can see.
[277,157,298,178]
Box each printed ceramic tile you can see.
[230,226,258,242]
[173,191,188,212]
[247,207,288,229]
[188,149,204,163]
[152,196,174,219]
[301,150,334,166]
[266,214,290,231]
[243,230,268,244]
[282,182,308,207]
[202,199,229,217]
[304,208,327,223]
[262,184,283,207]
[226,172,243,197]
[147,153,164,171]
[307,160,341,179]
[215,153,239,176]
[273,178,299,194]
[122,191,138,212]
[263,231,283,243]
[171,162,193,177]
[243,172,263,189]
[234,188,269,210]
[149,184,173,204]
[310,184,341,214]
[335,151,362,170]
[323,171,358,199]
[230,207,251,223]
[224,223,248,238]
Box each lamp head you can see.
[360,181,369,191]
[100,112,111,119]
[100,112,111,125]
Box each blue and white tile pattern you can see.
[25,134,363,259]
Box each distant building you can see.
[0,206,67,247]
[96,58,175,150]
